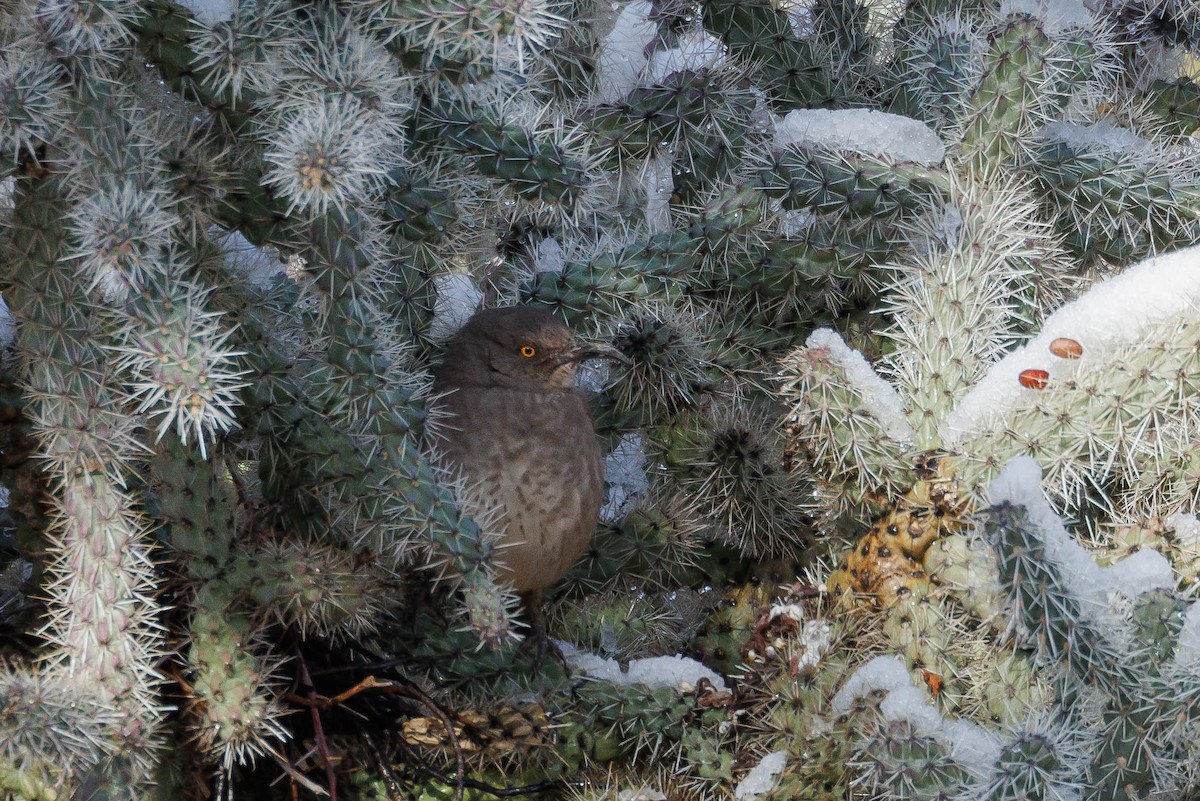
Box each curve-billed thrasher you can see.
[431,305,624,651]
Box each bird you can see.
[430,305,625,656]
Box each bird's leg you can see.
[519,589,570,673]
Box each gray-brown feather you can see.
[434,387,602,592]
[429,306,604,596]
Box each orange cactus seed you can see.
[1019,369,1049,389]
[1049,337,1083,359]
[921,669,943,697]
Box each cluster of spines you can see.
[699,0,840,108]
[5,0,1200,796]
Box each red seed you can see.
[1019,369,1049,389]
[1049,337,1083,359]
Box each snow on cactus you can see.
[3,0,1200,797]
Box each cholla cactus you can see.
[3,0,1200,796]
[836,459,1200,801]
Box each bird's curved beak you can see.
[569,341,632,365]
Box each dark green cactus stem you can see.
[133,0,501,640]
[567,501,702,593]
[986,501,1137,701]
[522,187,763,326]
[810,0,874,74]
[304,211,514,643]
[150,441,236,582]
[384,167,457,244]
[981,732,1074,800]
[537,0,600,104]
[887,9,979,128]
[586,68,754,166]
[672,124,751,206]
[984,501,1178,801]
[960,17,1054,173]
[1022,139,1200,263]
[1129,589,1189,663]
[569,680,724,762]
[148,441,285,761]
[861,718,971,799]
[129,0,258,129]
[700,0,840,109]
[417,99,587,207]
[756,145,948,217]
[1143,77,1200,136]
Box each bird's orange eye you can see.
[519,344,536,358]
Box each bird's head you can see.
[435,305,627,393]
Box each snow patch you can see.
[595,0,657,103]
[774,109,945,165]
[986,458,1173,611]
[430,274,483,341]
[805,328,914,443]
[1175,600,1200,666]
[1039,121,1153,155]
[832,655,912,712]
[176,0,234,24]
[643,150,675,233]
[618,789,667,801]
[1168,511,1200,551]
[999,0,1095,34]
[833,656,1003,777]
[563,645,729,692]
[735,751,787,799]
[646,29,726,83]
[602,432,651,520]
[0,297,14,351]
[533,236,566,274]
[217,228,287,291]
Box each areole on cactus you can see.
[2,0,1200,798]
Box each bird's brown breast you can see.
[432,387,603,593]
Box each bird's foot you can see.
[518,589,572,675]
[523,626,571,675]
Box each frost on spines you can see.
[585,66,756,175]
[662,399,813,558]
[31,0,138,65]
[888,11,985,133]
[699,0,838,109]
[953,10,1114,175]
[835,656,1086,801]
[1022,122,1200,265]
[601,301,719,425]
[245,539,389,640]
[416,96,589,210]
[982,459,1143,700]
[186,0,291,105]
[361,0,567,80]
